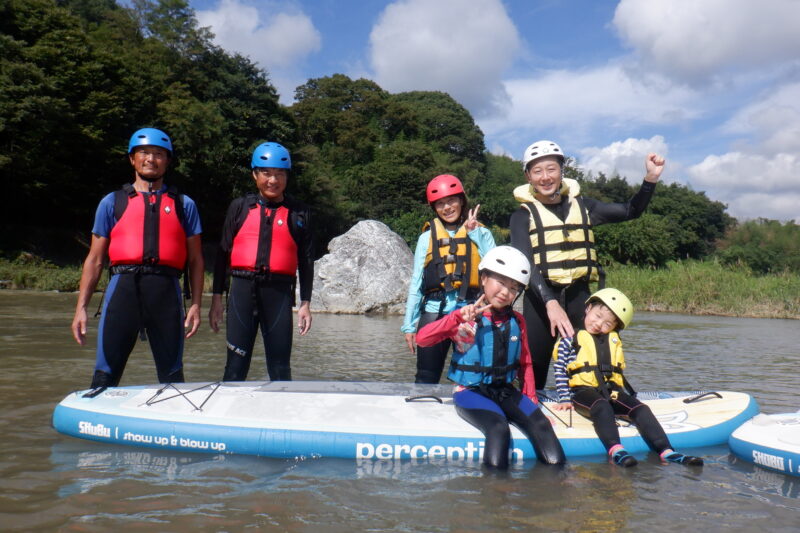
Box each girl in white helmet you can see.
[510,140,664,390]
[416,245,565,468]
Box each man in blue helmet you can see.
[209,142,313,381]
[71,128,204,390]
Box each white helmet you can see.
[478,246,531,287]
[522,140,565,170]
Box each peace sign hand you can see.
[464,204,481,231]
[459,294,492,323]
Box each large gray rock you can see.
[308,220,413,314]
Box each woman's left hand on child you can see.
[459,294,491,323]
[463,204,481,231]
[545,299,574,339]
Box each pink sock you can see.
[660,449,674,460]
[609,444,624,456]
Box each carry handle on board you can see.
[683,391,723,404]
[405,395,443,403]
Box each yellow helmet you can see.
[586,288,634,330]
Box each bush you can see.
[594,214,676,268]
[716,219,800,274]
[0,254,84,291]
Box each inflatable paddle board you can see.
[53,381,758,462]
[729,412,800,477]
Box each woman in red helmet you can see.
[401,174,496,383]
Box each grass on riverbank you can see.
[0,254,215,293]
[607,260,800,319]
[0,255,85,292]
[1,255,798,319]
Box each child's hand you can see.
[454,321,477,352]
[459,294,491,322]
[464,204,481,231]
[456,321,476,339]
[553,402,573,411]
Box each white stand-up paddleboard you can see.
[53,381,758,462]
[729,412,800,476]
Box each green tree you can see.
[291,75,488,248]
[572,171,733,265]
[579,172,633,203]
[647,182,733,259]
[717,218,800,274]
[292,74,388,168]
[392,91,486,163]
[471,152,522,242]
[594,213,677,267]
[1,0,292,252]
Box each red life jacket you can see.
[229,197,298,276]
[108,184,187,270]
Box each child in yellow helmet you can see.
[552,288,703,467]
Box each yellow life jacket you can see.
[421,217,482,300]
[513,178,599,286]
[563,329,626,391]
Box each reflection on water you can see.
[1,291,800,531]
[623,313,799,413]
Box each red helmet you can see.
[426,174,465,204]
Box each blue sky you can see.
[191,0,800,222]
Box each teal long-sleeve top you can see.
[401,226,496,334]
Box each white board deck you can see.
[730,412,800,476]
[53,381,758,461]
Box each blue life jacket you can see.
[448,314,521,386]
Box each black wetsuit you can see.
[455,384,566,468]
[572,387,672,454]
[94,272,185,387]
[212,194,314,381]
[509,181,656,389]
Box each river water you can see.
[1,291,799,532]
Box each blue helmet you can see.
[128,128,173,155]
[251,142,291,169]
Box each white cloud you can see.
[722,81,800,156]
[479,64,699,154]
[488,142,512,158]
[687,152,800,222]
[679,81,800,222]
[579,136,669,183]
[723,192,800,223]
[369,0,520,117]
[196,0,321,101]
[613,0,800,83]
